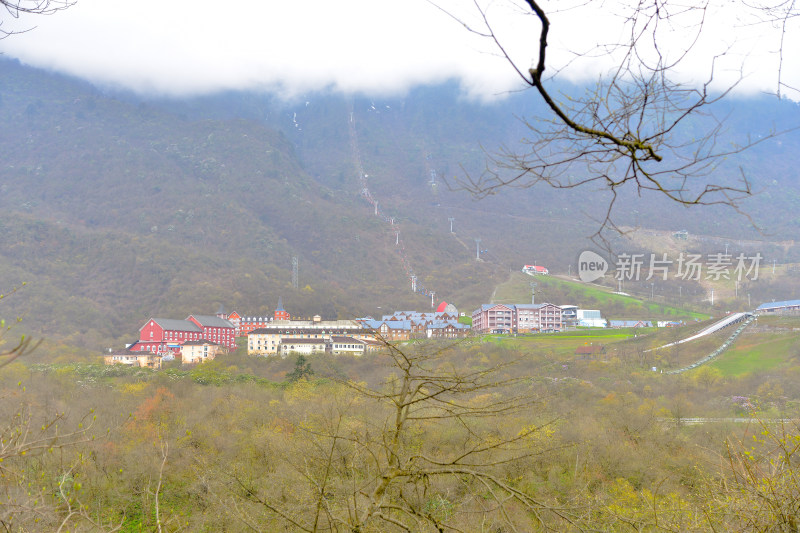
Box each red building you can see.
[133,314,236,355]
[186,314,237,350]
[134,318,204,355]
[274,297,290,321]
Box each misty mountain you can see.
[0,57,798,351]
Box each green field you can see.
[711,334,799,376]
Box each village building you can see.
[608,320,653,328]
[186,314,237,350]
[522,264,549,275]
[132,318,204,355]
[574,345,606,359]
[274,297,290,321]
[104,349,162,369]
[356,309,471,341]
[181,340,227,365]
[471,303,563,334]
[247,318,371,356]
[756,299,800,315]
[471,304,516,334]
[234,314,275,336]
[577,309,606,328]
[131,313,236,356]
[426,321,473,338]
[330,336,366,356]
[560,305,578,328]
[278,338,328,356]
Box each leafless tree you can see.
[0,284,40,369]
[705,418,800,530]
[438,1,798,241]
[229,339,578,531]
[1,0,73,38]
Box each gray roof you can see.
[608,320,652,327]
[187,315,235,328]
[331,336,364,344]
[427,321,470,330]
[182,339,223,346]
[143,318,202,332]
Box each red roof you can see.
[436,301,448,312]
[524,265,548,272]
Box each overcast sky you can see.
[1,0,798,101]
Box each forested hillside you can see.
[0,57,798,352]
[0,59,505,349]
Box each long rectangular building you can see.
[471,303,563,334]
[756,299,800,315]
[247,319,372,356]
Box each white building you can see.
[278,338,329,356]
[330,336,366,356]
[577,309,606,328]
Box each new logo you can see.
[578,251,608,282]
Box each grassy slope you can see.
[492,272,710,321]
[463,313,800,380]
[710,316,800,376]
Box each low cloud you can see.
[2,0,797,101]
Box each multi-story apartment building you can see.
[471,303,563,334]
[471,304,516,334]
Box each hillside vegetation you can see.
[4,319,800,530]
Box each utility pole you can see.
[411,275,417,293]
[448,217,455,233]
[475,238,481,261]
[430,291,435,309]
[530,282,537,305]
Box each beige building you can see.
[248,318,373,357]
[104,349,162,369]
[181,340,226,365]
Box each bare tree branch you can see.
[0,0,74,38]
[439,0,799,241]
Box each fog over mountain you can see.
[0,57,798,349]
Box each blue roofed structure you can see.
[755,299,800,314]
